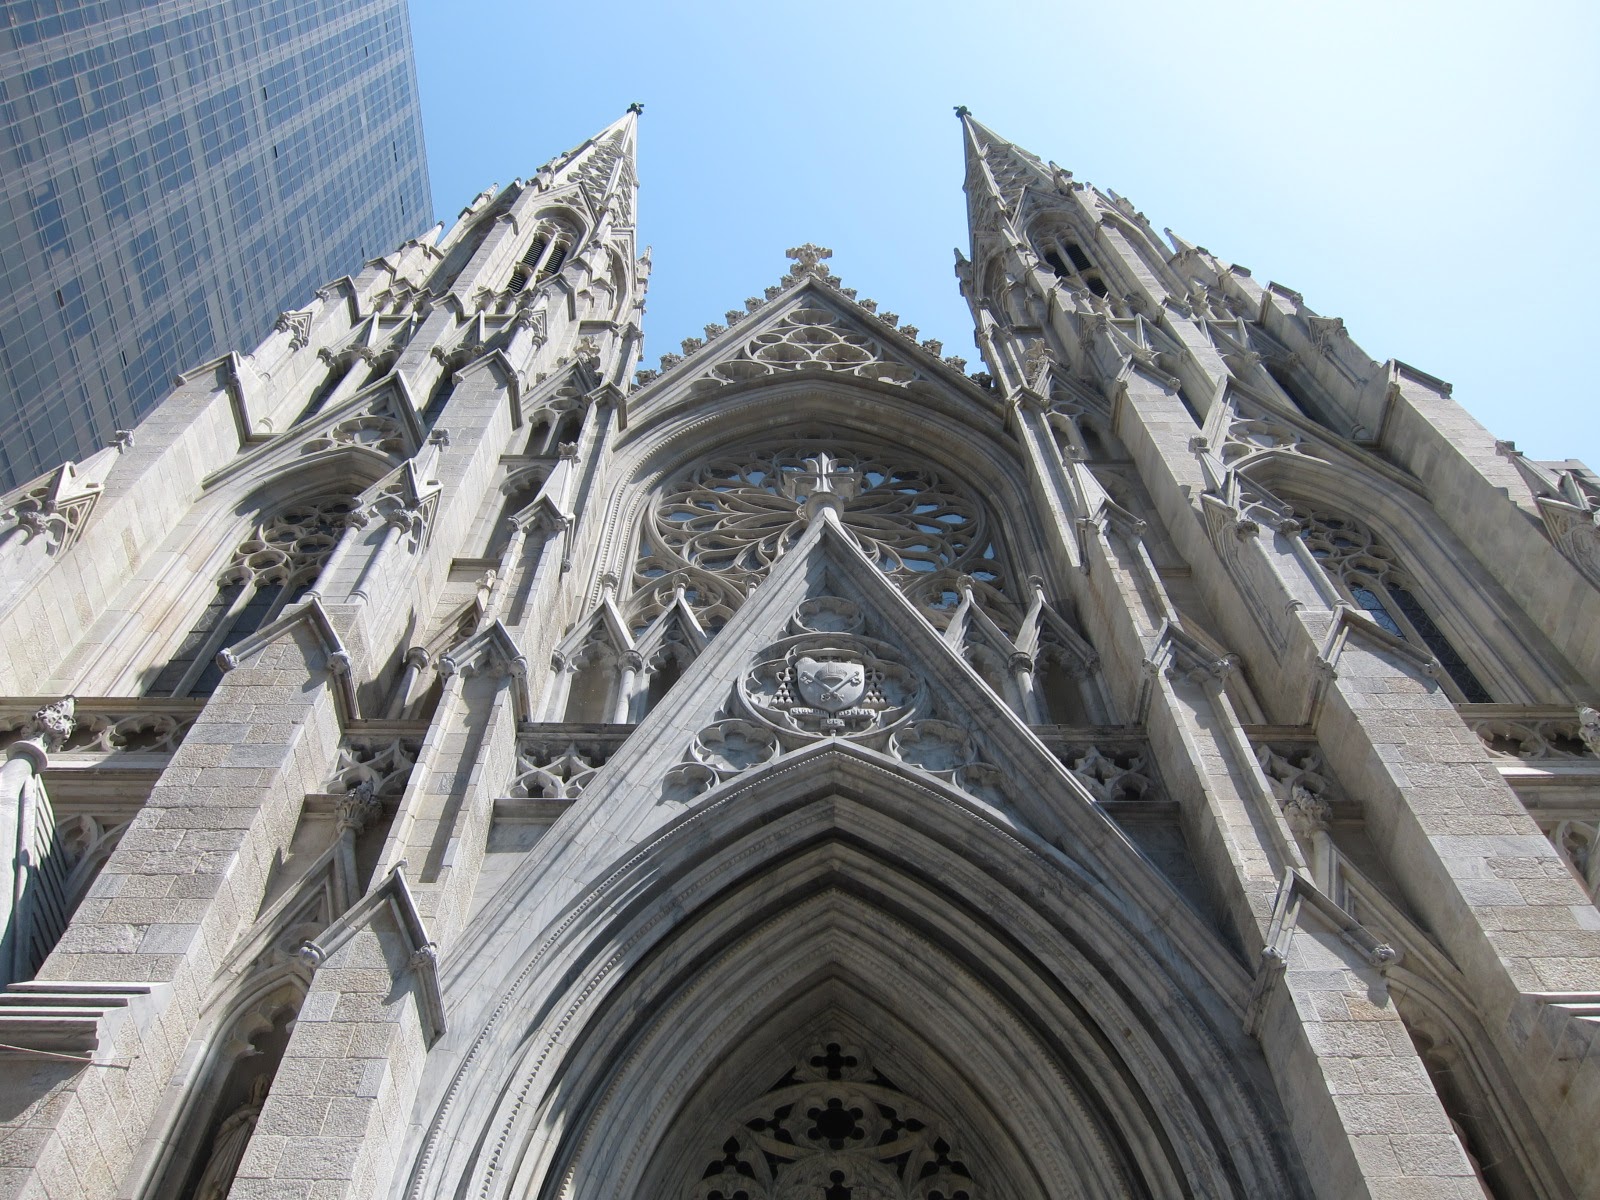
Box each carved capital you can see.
[409,943,439,973]
[1580,706,1600,756]
[1281,782,1332,838]
[336,778,383,834]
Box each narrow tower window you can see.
[1292,508,1492,702]
[147,494,363,697]
[507,216,578,294]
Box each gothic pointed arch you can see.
[403,520,1306,1199]
[1231,451,1578,703]
[406,743,1304,1200]
[142,488,366,697]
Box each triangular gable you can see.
[0,456,108,554]
[626,272,998,425]
[438,620,533,721]
[481,513,1237,974]
[216,596,358,719]
[202,373,425,491]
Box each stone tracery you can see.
[691,1041,977,1200]
[1289,507,1491,703]
[636,443,1009,629]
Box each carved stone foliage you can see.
[690,1040,976,1200]
[637,444,1008,631]
[1256,743,1337,837]
[571,125,628,212]
[703,302,924,390]
[1463,708,1596,760]
[665,599,1009,806]
[224,494,364,590]
[0,700,200,755]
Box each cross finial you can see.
[626,101,644,115]
[785,243,833,277]
[954,105,970,118]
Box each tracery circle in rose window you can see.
[640,446,1006,597]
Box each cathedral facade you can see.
[0,108,1595,1199]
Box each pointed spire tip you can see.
[954,105,970,119]
[627,102,644,115]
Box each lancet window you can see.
[1032,221,1110,299]
[147,493,362,697]
[1291,508,1491,703]
[507,215,578,295]
[633,442,1012,632]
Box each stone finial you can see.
[784,244,833,279]
[31,696,76,753]
[1580,706,1600,756]
[335,778,382,835]
[1282,782,1333,839]
[1024,339,1051,380]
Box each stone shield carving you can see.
[795,654,866,714]
[741,634,923,741]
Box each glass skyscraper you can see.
[0,0,432,489]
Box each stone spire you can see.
[958,110,1056,221]
[534,106,641,228]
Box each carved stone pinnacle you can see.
[31,696,77,752]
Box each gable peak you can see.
[633,247,980,393]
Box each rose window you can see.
[635,445,1009,627]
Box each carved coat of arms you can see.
[794,655,866,713]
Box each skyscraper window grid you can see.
[0,0,431,489]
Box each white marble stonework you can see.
[0,107,1593,1200]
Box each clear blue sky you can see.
[410,0,1599,468]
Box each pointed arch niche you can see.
[137,972,307,1200]
[1285,504,1491,703]
[406,753,1308,1200]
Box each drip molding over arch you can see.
[404,746,1303,1200]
